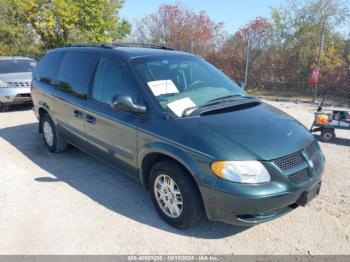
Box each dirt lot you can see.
[0,101,349,255]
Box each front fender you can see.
[138,140,216,188]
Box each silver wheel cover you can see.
[154,174,183,218]
[43,121,54,146]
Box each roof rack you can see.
[110,42,174,50]
[64,42,174,50]
[65,43,113,49]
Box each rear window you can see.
[0,59,36,74]
[33,51,63,85]
[56,52,99,99]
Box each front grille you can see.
[272,142,322,186]
[288,169,311,184]
[305,142,318,158]
[273,152,304,170]
[8,81,31,88]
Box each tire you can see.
[41,113,68,153]
[320,128,336,142]
[149,160,204,229]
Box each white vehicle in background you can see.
[0,56,37,111]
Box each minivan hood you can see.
[179,102,314,161]
[0,72,32,82]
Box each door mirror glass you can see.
[111,95,146,114]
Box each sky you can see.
[119,0,286,34]
[119,0,350,36]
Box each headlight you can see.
[0,80,13,88]
[211,161,271,184]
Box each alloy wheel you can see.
[154,174,183,218]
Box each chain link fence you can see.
[239,49,350,106]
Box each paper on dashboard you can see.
[147,80,179,97]
[167,98,196,117]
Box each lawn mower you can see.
[310,96,350,142]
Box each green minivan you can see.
[31,44,324,228]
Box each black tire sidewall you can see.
[149,161,203,228]
[41,114,58,152]
[321,129,335,142]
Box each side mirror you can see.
[111,95,147,114]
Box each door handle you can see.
[74,110,83,119]
[86,114,96,125]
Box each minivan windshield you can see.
[132,55,246,116]
[0,59,37,74]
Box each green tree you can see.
[270,0,349,65]
[268,0,350,93]
[0,0,39,56]
[0,0,131,50]
[208,0,349,102]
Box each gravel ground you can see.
[0,101,349,255]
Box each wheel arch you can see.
[37,102,54,133]
[139,143,206,191]
[140,147,208,220]
[38,107,48,133]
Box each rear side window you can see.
[57,52,98,99]
[92,57,139,104]
[33,51,63,85]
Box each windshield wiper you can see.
[205,94,245,105]
[182,95,251,117]
[182,106,199,117]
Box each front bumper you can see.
[0,87,32,104]
[200,177,322,226]
[199,152,324,226]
